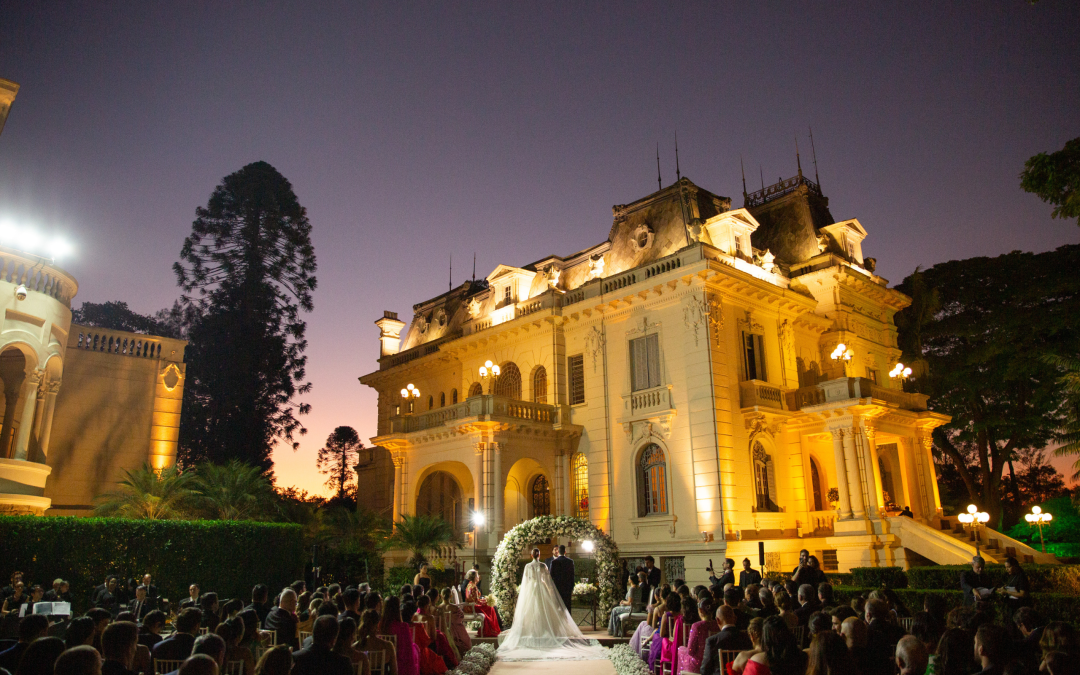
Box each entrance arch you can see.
[490,515,619,626]
[504,457,550,527]
[412,461,475,536]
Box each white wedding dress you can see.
[496,559,606,661]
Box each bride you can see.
[497,547,606,661]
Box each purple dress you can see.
[648,612,672,670]
[390,620,420,675]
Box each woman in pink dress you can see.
[379,596,420,675]
[439,588,471,657]
[677,598,718,675]
[414,596,457,670]
[649,593,681,671]
[464,571,501,637]
[745,615,807,675]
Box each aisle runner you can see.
[491,658,617,675]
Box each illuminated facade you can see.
[358,171,1053,578]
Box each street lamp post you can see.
[1025,506,1053,553]
[581,539,596,631]
[830,343,854,376]
[958,504,990,556]
[400,383,420,413]
[471,511,486,569]
[479,360,501,394]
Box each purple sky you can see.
[1,2,1078,496]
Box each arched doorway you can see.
[0,348,28,459]
[416,470,465,536]
[809,456,824,511]
[531,474,550,516]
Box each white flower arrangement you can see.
[573,582,598,597]
[607,644,651,675]
[489,515,621,627]
[449,643,498,675]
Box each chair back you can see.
[899,617,915,633]
[366,649,387,671]
[222,661,244,675]
[299,630,312,645]
[680,621,691,646]
[630,585,648,612]
[378,633,398,648]
[719,650,742,671]
[450,587,462,604]
[154,659,184,675]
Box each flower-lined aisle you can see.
[489,515,620,627]
[606,644,650,675]
[449,643,498,675]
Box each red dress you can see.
[465,583,501,637]
[413,621,448,675]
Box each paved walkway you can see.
[492,658,616,675]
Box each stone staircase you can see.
[887,515,1058,566]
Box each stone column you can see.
[830,429,853,520]
[0,383,20,459]
[391,454,404,525]
[553,451,566,516]
[12,369,42,461]
[492,442,504,538]
[918,433,942,518]
[842,427,866,519]
[473,442,485,520]
[860,426,882,517]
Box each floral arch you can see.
[490,515,619,627]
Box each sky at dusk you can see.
[1,2,1078,495]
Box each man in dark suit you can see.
[700,606,751,675]
[179,583,201,611]
[129,585,153,622]
[292,616,353,675]
[338,588,363,624]
[794,584,822,626]
[865,599,906,675]
[264,589,300,650]
[543,545,560,570]
[549,545,575,613]
[708,558,735,594]
[643,556,662,588]
[738,558,762,590]
[138,610,167,650]
[244,584,271,626]
[0,614,49,672]
[152,608,201,662]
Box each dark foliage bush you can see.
[832,586,1080,624]
[905,564,1080,594]
[0,516,304,612]
[850,566,908,589]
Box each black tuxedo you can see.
[130,598,153,621]
[709,570,735,593]
[549,555,575,612]
[700,626,751,675]
[738,569,762,589]
[291,643,353,675]
[644,566,661,588]
[544,556,557,569]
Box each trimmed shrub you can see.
[0,515,304,612]
[824,572,854,587]
[830,586,1080,624]
[905,564,1080,595]
[850,566,908,589]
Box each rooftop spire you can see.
[809,126,821,189]
[449,254,452,292]
[472,252,476,282]
[759,165,765,192]
[656,143,662,191]
[796,135,803,177]
[740,155,747,199]
[675,131,681,181]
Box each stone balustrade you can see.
[0,249,77,307]
[389,394,560,434]
[739,379,785,410]
[74,329,163,359]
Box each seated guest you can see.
[264,589,299,650]
[975,624,1008,675]
[755,586,779,619]
[1041,651,1074,675]
[53,645,103,675]
[86,608,113,652]
[0,614,49,671]
[1,571,23,601]
[795,584,823,626]
[16,635,65,675]
[677,598,719,675]
[700,605,751,675]
[961,556,993,607]
[928,628,975,675]
[199,593,220,632]
[139,610,167,650]
[66,616,97,651]
[253,644,294,675]
[805,612,833,652]
[333,616,370,673]
[101,620,140,675]
[830,606,856,633]
[749,615,807,675]
[1014,607,1045,671]
[43,578,64,603]
[153,608,202,662]
[817,582,834,611]
[730,617,765,675]
[292,615,352,675]
[237,609,262,656]
[608,573,639,636]
[895,635,928,675]
[1038,621,1078,661]
[130,585,153,622]
[245,584,271,626]
[865,599,905,675]
[356,609,398,675]
[739,558,762,590]
[180,584,201,611]
[140,575,159,602]
[186,633,227,673]
[910,611,942,655]
[723,588,749,631]
[215,616,254,675]
[841,617,870,672]
[776,592,798,630]
[0,581,26,617]
[807,630,855,675]
[176,654,218,675]
[339,588,363,625]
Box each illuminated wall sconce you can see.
[889,363,912,379]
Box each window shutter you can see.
[568,354,585,405]
[646,333,661,389]
[630,337,649,391]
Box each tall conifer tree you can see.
[174,161,317,473]
[317,426,363,500]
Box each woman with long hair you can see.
[806,631,856,675]
[650,592,683,671]
[748,615,806,675]
[254,644,293,675]
[439,587,471,658]
[731,617,765,674]
[677,598,719,675]
[412,595,451,673]
[414,564,433,593]
[463,569,501,637]
[926,628,975,675]
[334,616,371,675]
[357,609,398,675]
[380,596,420,675]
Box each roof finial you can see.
[809,126,821,189]
[740,155,747,199]
[656,143,662,191]
[449,253,452,292]
[472,252,476,282]
[796,135,803,178]
[675,131,681,182]
[759,165,765,192]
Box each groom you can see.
[549,544,575,612]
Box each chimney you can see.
[375,311,406,356]
[0,79,20,140]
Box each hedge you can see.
[850,567,908,589]
[831,587,1080,625]
[902,564,1080,595]
[0,516,305,612]
[384,566,459,595]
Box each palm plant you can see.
[94,464,194,519]
[191,460,277,520]
[1046,354,1080,481]
[388,514,458,567]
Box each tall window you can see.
[753,442,778,512]
[571,452,589,517]
[638,444,668,516]
[630,334,662,391]
[451,389,458,404]
[439,392,446,407]
[503,284,513,304]
[865,367,879,384]
[568,354,585,405]
[428,395,434,410]
[495,362,522,399]
[810,457,824,511]
[468,382,483,397]
[742,332,766,381]
[533,367,548,404]
[531,475,550,516]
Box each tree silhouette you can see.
[317,426,363,500]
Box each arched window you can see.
[571,452,589,517]
[533,366,548,404]
[753,442,778,512]
[637,444,668,516]
[495,362,522,400]
[416,471,464,536]
[452,389,458,404]
[428,395,434,410]
[468,382,483,397]
[439,392,446,408]
[810,456,824,511]
[531,475,550,516]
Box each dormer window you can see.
[503,284,513,304]
[734,235,746,256]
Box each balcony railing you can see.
[0,247,78,307]
[787,377,928,412]
[739,380,784,410]
[389,394,560,434]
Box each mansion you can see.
[357,167,1053,583]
